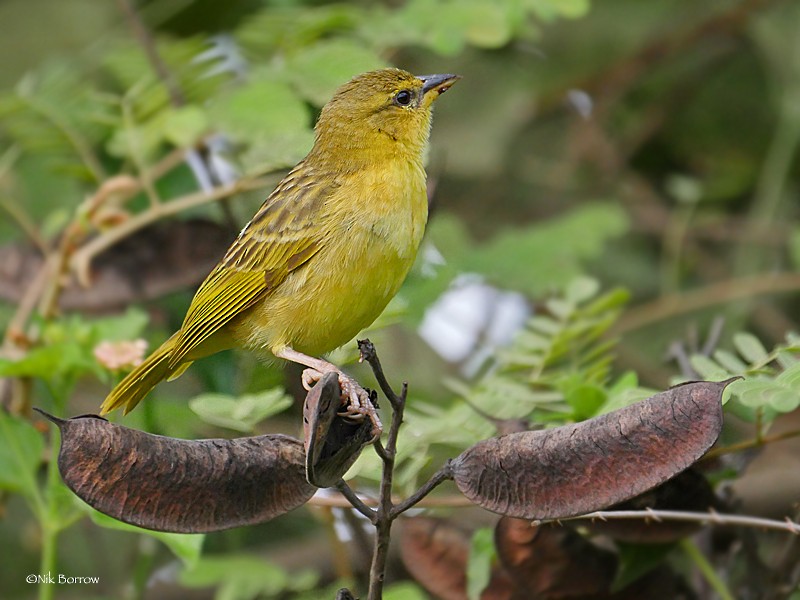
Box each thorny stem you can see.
[557,508,800,535]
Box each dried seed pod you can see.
[400,516,517,600]
[495,517,616,598]
[36,410,315,533]
[452,380,729,520]
[303,372,373,488]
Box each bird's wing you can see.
[168,163,336,366]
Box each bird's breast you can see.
[239,160,428,356]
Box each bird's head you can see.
[311,68,460,167]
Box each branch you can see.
[365,341,406,600]
[308,491,473,510]
[70,177,269,286]
[358,339,404,409]
[390,462,453,517]
[555,508,800,535]
[703,428,800,460]
[117,0,185,107]
[335,480,376,523]
[613,272,800,335]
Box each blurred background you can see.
[2,0,800,598]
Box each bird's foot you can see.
[301,368,382,441]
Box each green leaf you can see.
[789,227,800,270]
[565,384,606,419]
[526,0,591,20]
[712,349,748,374]
[457,1,515,49]
[89,308,150,343]
[163,105,208,147]
[286,39,386,106]
[565,276,601,304]
[613,542,675,592]
[189,388,292,433]
[209,74,314,172]
[180,555,317,598]
[609,371,638,394]
[775,350,799,370]
[390,0,467,55]
[235,4,362,56]
[0,345,69,378]
[384,581,429,600]
[438,204,629,296]
[733,332,768,365]
[599,386,656,415]
[0,412,44,497]
[88,507,204,568]
[689,355,730,380]
[47,477,85,529]
[728,370,800,413]
[209,75,309,140]
[466,527,495,600]
[0,310,149,383]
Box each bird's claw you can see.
[301,368,382,441]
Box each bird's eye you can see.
[394,90,413,106]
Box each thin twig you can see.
[367,367,406,600]
[390,462,454,517]
[70,177,269,285]
[117,0,185,107]
[308,491,473,510]
[116,0,228,203]
[358,339,403,409]
[335,480,376,523]
[703,428,800,460]
[343,340,433,600]
[18,94,107,182]
[614,272,800,335]
[333,341,455,597]
[120,98,161,207]
[0,146,48,254]
[372,438,390,463]
[1,263,50,350]
[554,508,800,535]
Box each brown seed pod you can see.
[451,380,730,520]
[303,371,374,488]
[36,410,315,533]
[400,516,517,600]
[494,517,616,598]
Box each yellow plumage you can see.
[100,68,459,420]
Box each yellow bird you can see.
[100,68,459,436]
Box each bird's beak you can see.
[417,73,461,97]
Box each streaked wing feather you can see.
[168,163,334,366]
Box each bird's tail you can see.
[100,333,190,415]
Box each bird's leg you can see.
[276,347,382,439]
